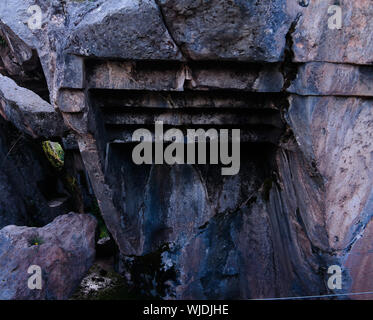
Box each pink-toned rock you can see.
[293,0,373,64]
[0,213,97,300]
[287,95,373,252]
[288,62,373,96]
[345,219,373,300]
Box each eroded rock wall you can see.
[0,0,372,300]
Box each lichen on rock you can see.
[0,0,372,300]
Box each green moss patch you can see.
[42,141,64,170]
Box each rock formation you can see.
[0,213,97,299]
[0,0,372,300]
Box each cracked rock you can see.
[0,74,66,138]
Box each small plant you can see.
[99,225,109,239]
[29,235,43,247]
[90,199,109,239]
[66,175,78,193]
[42,141,64,170]
[0,36,7,48]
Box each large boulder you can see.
[0,213,97,300]
[0,74,66,139]
[65,0,182,61]
[0,21,49,102]
[157,0,301,61]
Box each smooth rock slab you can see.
[0,213,97,300]
[86,60,284,92]
[287,95,373,251]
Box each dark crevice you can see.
[275,15,302,141]
[154,0,188,62]
[281,14,302,93]
[0,22,50,102]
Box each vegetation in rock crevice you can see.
[42,141,64,170]
[89,198,109,239]
[0,36,7,48]
[28,235,43,247]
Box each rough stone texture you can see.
[0,0,373,300]
[287,95,373,252]
[65,0,182,61]
[292,0,373,64]
[156,150,330,299]
[288,63,373,96]
[0,213,97,300]
[0,22,49,101]
[0,74,66,138]
[157,0,300,61]
[86,61,285,92]
[114,140,333,299]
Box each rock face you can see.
[292,0,373,64]
[0,213,97,300]
[288,96,373,251]
[66,0,183,61]
[0,21,49,102]
[0,74,66,138]
[0,0,372,300]
[288,62,373,96]
[157,0,299,61]
[0,116,71,229]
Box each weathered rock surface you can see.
[292,0,373,64]
[0,0,373,300]
[65,0,182,61]
[0,21,49,101]
[288,63,373,96]
[0,74,66,138]
[286,95,373,299]
[0,213,97,300]
[287,95,373,252]
[345,219,373,300]
[157,0,301,61]
[86,60,285,92]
